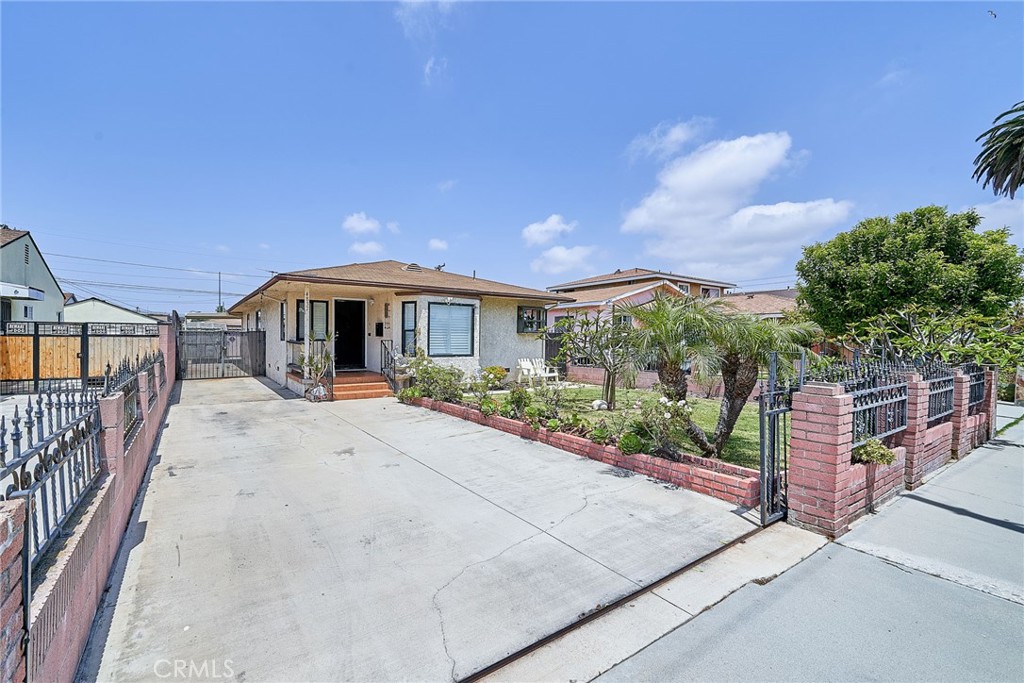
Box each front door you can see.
[334,300,366,370]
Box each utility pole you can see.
[218,272,223,312]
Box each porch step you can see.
[332,387,394,400]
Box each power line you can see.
[57,278,249,297]
[44,252,267,278]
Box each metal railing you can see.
[158,350,167,387]
[146,364,158,408]
[0,391,102,569]
[381,340,398,392]
[849,371,908,448]
[103,353,161,444]
[961,362,986,413]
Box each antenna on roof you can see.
[434,263,445,271]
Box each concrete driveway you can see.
[80,378,754,682]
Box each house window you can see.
[701,287,721,299]
[280,302,287,341]
[517,306,547,333]
[677,283,691,295]
[310,300,328,341]
[1,300,11,323]
[428,303,474,357]
[23,305,33,320]
[296,301,305,341]
[613,314,633,327]
[255,310,262,331]
[401,302,416,355]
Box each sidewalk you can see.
[597,419,1024,682]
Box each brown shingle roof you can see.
[549,267,736,292]
[230,260,570,312]
[550,280,685,309]
[722,291,798,316]
[0,228,29,247]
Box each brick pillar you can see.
[158,323,176,386]
[98,393,126,476]
[950,371,971,458]
[0,500,26,683]
[983,368,997,441]
[902,373,928,489]
[787,382,853,537]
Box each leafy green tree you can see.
[973,100,1024,199]
[796,206,1024,337]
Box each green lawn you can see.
[560,386,761,469]
[464,384,761,470]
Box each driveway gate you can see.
[177,329,266,380]
[758,352,804,525]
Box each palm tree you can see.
[973,100,1024,199]
[684,315,819,458]
[626,294,725,402]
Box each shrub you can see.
[546,418,561,432]
[590,421,612,445]
[397,386,422,403]
[409,352,465,403]
[618,432,647,455]
[498,400,518,419]
[482,365,508,388]
[524,404,544,429]
[506,384,531,419]
[533,382,566,419]
[479,396,498,416]
[852,439,896,466]
[562,412,591,436]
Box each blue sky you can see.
[2,1,1022,312]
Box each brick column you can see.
[158,323,176,386]
[950,371,971,458]
[787,382,853,537]
[98,393,126,476]
[983,368,997,441]
[0,500,26,683]
[901,373,928,489]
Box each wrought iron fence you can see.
[122,378,141,442]
[103,353,161,444]
[0,390,102,569]
[961,362,986,414]
[158,350,167,387]
[848,371,908,448]
[146,364,157,408]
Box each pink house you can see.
[545,268,736,390]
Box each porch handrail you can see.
[381,339,398,392]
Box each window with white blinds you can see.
[311,301,328,340]
[428,303,474,357]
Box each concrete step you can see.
[332,388,394,400]
[332,380,391,390]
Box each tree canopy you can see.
[973,100,1024,199]
[795,206,1024,337]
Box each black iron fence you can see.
[806,359,909,448]
[961,362,986,414]
[0,390,102,570]
[0,321,160,395]
[177,329,265,380]
[103,352,162,444]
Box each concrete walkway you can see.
[997,400,1023,431]
[598,419,1024,682]
[78,378,755,682]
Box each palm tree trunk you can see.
[710,358,759,456]
[657,361,688,402]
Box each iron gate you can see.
[758,352,803,525]
[177,330,266,380]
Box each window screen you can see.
[428,303,473,356]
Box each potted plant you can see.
[299,333,334,402]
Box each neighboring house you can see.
[228,260,571,395]
[64,292,78,305]
[546,267,737,324]
[0,227,65,323]
[546,267,737,392]
[63,297,161,325]
[721,289,799,320]
[183,311,242,330]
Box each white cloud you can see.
[531,245,595,275]
[257,242,270,250]
[349,241,384,257]
[394,1,455,42]
[437,179,458,192]
[386,221,401,234]
[627,117,711,161]
[424,56,448,85]
[428,238,448,251]
[342,212,381,235]
[622,131,853,280]
[215,244,230,253]
[875,66,910,88]
[973,197,1023,248]
[522,214,577,247]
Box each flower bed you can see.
[410,397,760,508]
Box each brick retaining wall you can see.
[411,398,760,508]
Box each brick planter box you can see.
[409,398,760,508]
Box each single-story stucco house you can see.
[228,260,570,395]
[63,297,162,325]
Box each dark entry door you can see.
[334,300,366,369]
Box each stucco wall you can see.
[479,297,544,371]
[0,235,64,322]
[63,300,156,324]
